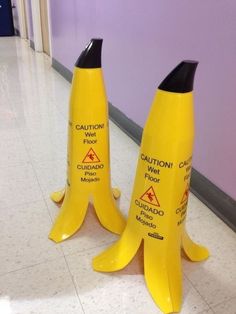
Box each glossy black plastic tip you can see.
[158,60,198,93]
[75,38,103,68]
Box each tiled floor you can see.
[0,37,235,314]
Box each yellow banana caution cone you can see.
[93,61,209,313]
[49,39,125,243]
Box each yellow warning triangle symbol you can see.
[82,148,100,163]
[181,186,189,204]
[140,186,160,207]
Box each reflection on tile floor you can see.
[0,37,235,313]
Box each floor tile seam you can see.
[111,172,136,183]
[0,198,47,212]
[0,160,32,168]
[184,274,230,310]
[14,114,66,124]
[17,119,67,166]
[42,197,65,258]
[23,139,66,153]
[58,108,68,119]
[27,160,57,225]
[117,192,130,204]
[42,197,65,257]
[0,127,48,206]
[185,213,225,229]
[210,294,236,310]
[63,241,116,260]
[17,127,56,224]
[185,211,212,223]
[17,125,68,138]
[0,196,45,213]
[0,111,19,127]
[17,114,66,265]
[198,309,216,314]
[12,117,34,162]
[63,255,86,314]
[13,107,67,132]
[196,309,214,314]
[30,158,66,169]
[183,274,212,313]
[4,116,22,135]
[56,107,68,121]
[12,102,66,113]
[43,197,56,225]
[0,254,65,278]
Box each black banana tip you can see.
[75,38,103,68]
[158,60,198,93]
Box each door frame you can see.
[24,0,31,42]
[31,0,43,51]
[18,0,52,59]
[46,0,52,58]
[18,0,28,39]
[30,0,52,58]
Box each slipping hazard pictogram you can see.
[140,186,160,207]
[181,186,189,204]
[82,148,100,163]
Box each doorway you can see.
[0,0,14,36]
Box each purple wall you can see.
[49,0,236,200]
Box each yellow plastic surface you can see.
[50,188,65,203]
[50,187,121,203]
[93,89,209,313]
[49,68,125,243]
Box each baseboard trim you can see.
[109,103,143,145]
[51,57,236,232]
[30,40,35,51]
[190,169,236,231]
[52,58,73,82]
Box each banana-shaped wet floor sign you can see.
[49,39,125,243]
[93,61,209,314]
